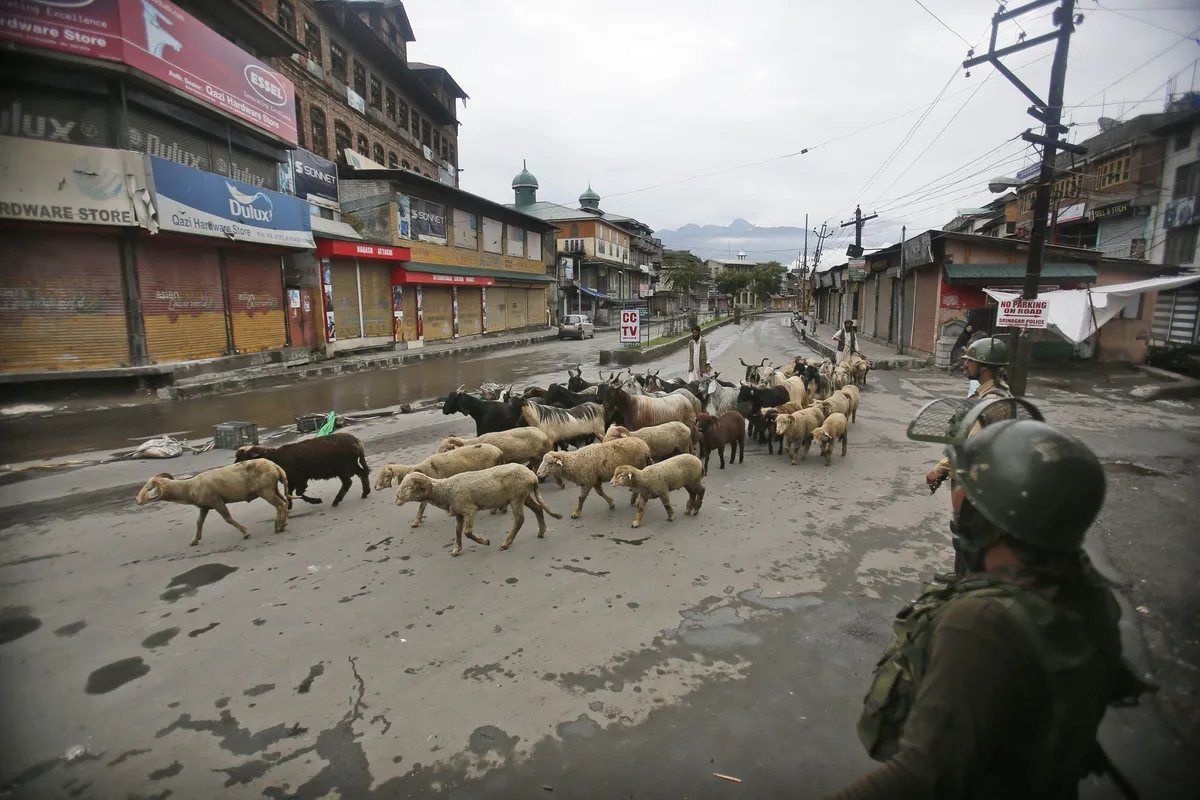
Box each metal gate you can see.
[458,288,483,336]
[138,239,227,363]
[503,285,528,329]
[487,287,508,332]
[1152,286,1200,345]
[225,251,285,354]
[0,230,129,373]
[525,287,546,327]
[359,263,393,338]
[422,286,454,340]
[329,259,362,339]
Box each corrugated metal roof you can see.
[943,263,1097,281]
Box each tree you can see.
[715,271,750,298]
[751,261,786,301]
[662,259,708,308]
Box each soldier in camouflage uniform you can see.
[926,336,1011,492]
[828,398,1151,800]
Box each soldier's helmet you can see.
[965,336,1010,367]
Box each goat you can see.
[565,365,597,393]
[515,398,605,449]
[697,375,741,417]
[739,357,773,384]
[136,459,289,546]
[736,383,790,445]
[610,455,705,527]
[597,382,697,432]
[235,432,369,508]
[545,383,601,409]
[375,443,505,527]
[442,385,524,436]
[694,411,746,474]
[536,438,653,519]
[395,464,561,556]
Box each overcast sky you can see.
[406,0,1200,263]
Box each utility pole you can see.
[964,0,1086,396]
[801,214,809,313]
[840,205,878,258]
[809,223,834,316]
[897,225,907,354]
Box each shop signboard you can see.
[290,149,339,210]
[150,155,314,248]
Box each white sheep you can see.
[395,463,562,556]
[436,428,553,464]
[135,459,289,546]
[610,454,706,528]
[812,412,849,466]
[838,384,861,423]
[602,422,693,459]
[819,392,852,420]
[775,406,827,465]
[376,443,505,527]
[535,437,653,519]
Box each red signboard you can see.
[0,0,298,145]
[395,270,496,287]
[315,239,411,261]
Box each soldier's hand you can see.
[926,471,942,491]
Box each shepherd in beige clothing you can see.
[687,325,709,382]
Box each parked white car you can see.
[558,314,595,340]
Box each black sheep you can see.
[235,433,370,508]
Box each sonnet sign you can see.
[620,309,641,344]
[996,297,1049,329]
[0,0,298,144]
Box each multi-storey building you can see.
[507,164,652,324]
[1147,106,1200,352]
[705,253,759,308]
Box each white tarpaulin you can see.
[985,274,1200,343]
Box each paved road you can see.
[1,316,1196,799]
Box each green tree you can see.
[715,271,750,298]
[662,259,708,307]
[751,260,786,301]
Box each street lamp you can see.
[987,176,1024,193]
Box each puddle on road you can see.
[85,656,150,694]
[141,627,181,649]
[0,606,42,645]
[160,563,239,603]
[676,606,761,650]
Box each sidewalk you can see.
[792,319,930,369]
[160,328,560,401]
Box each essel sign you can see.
[0,0,298,145]
[996,297,1049,329]
[619,309,641,344]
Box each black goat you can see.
[566,365,595,393]
[235,432,369,508]
[736,384,790,445]
[545,383,600,409]
[442,386,524,436]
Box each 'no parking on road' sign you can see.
[620,309,641,344]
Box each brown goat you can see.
[694,411,746,475]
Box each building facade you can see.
[705,253,759,307]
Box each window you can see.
[352,60,366,98]
[310,107,327,157]
[356,134,369,156]
[527,230,542,262]
[1095,154,1131,189]
[1018,192,1035,213]
[1053,173,1080,199]
[448,143,456,166]
[598,241,606,256]
[294,97,304,149]
[1165,227,1197,265]
[483,217,503,254]
[330,41,347,81]
[385,88,396,120]
[441,136,449,161]
[333,121,351,159]
[506,225,524,258]
[1118,295,1144,320]
[1175,134,1191,153]
[569,223,579,237]
[388,151,398,169]
[401,159,410,170]
[373,143,384,164]
[304,19,321,63]
[433,130,440,155]
[421,118,431,148]
[277,0,295,35]
[398,100,409,129]
[410,112,420,140]
[453,208,478,250]
[1172,162,1199,200]
[369,75,382,109]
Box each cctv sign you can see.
[619,309,641,343]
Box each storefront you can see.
[0,138,154,374]
[315,240,412,352]
[389,265,552,342]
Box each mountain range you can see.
[654,219,810,266]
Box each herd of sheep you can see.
[134,352,868,555]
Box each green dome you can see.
[512,159,538,190]
[579,184,600,202]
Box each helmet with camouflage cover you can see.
[965,336,1010,366]
[909,397,1106,552]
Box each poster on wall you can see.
[412,198,447,244]
[291,149,339,210]
[396,193,412,239]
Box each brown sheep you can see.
[694,411,746,474]
[610,455,706,527]
[838,385,861,423]
[775,406,827,465]
[811,412,849,466]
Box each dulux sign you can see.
[149,155,314,248]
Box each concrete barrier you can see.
[789,319,931,369]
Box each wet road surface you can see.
[0,317,1197,799]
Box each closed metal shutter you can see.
[401,287,417,341]
[138,239,227,363]
[330,259,362,339]
[225,251,285,354]
[458,288,482,336]
[911,269,939,354]
[422,286,454,340]
[863,277,877,339]
[487,287,508,332]
[0,231,128,373]
[876,274,893,342]
[1153,287,1199,345]
[502,285,527,329]
[359,264,393,338]
[525,288,546,327]
[127,108,279,190]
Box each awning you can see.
[944,263,1097,282]
[984,274,1200,343]
[311,216,363,241]
[578,286,610,299]
[402,262,554,285]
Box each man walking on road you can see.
[687,324,709,383]
[829,397,1149,800]
[832,319,858,364]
